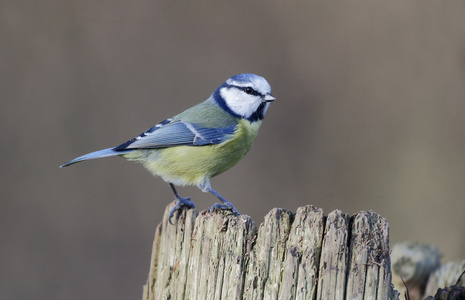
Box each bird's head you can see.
[213,73,275,122]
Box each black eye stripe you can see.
[239,86,261,97]
[222,83,264,97]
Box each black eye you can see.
[244,87,254,94]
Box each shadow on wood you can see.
[142,202,399,300]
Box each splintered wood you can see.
[142,203,398,300]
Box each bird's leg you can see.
[168,183,195,224]
[208,188,240,216]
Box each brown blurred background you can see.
[1,1,465,299]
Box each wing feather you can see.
[114,119,237,150]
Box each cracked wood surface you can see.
[142,202,398,300]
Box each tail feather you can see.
[60,148,134,168]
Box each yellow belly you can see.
[123,119,262,187]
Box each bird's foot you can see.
[209,202,240,216]
[168,196,195,225]
[206,187,241,216]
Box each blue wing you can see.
[60,118,237,167]
[114,119,237,150]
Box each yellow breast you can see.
[125,119,262,187]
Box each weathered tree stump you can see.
[142,202,399,300]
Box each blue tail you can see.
[60,148,134,168]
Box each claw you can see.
[205,186,241,216]
[209,202,240,216]
[167,183,196,225]
[168,196,195,225]
[209,203,228,214]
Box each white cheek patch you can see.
[220,87,261,118]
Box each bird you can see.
[60,73,275,223]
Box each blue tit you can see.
[61,73,275,223]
